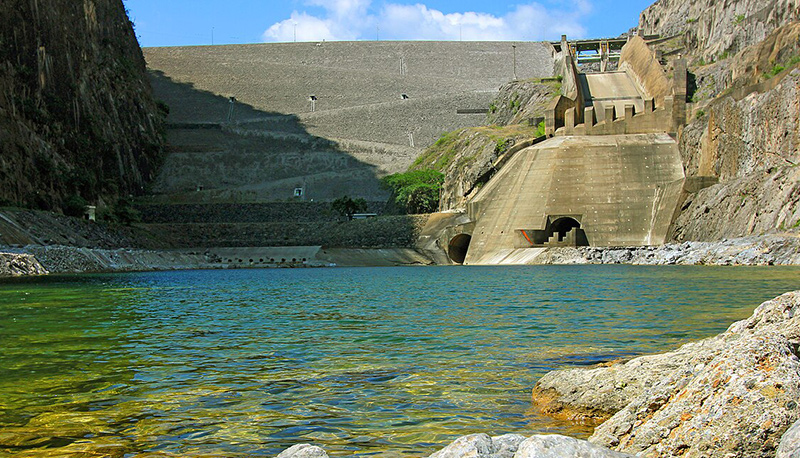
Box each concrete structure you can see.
[144,41,554,204]
[463,134,685,264]
[420,36,690,264]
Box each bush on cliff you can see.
[381,170,444,214]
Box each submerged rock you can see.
[533,291,800,457]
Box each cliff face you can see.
[0,0,165,212]
[639,0,799,60]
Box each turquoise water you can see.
[0,265,798,457]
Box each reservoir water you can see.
[1,265,799,457]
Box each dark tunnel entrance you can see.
[549,217,589,246]
[448,234,472,264]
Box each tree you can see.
[332,196,368,220]
[381,169,444,214]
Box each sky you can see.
[122,0,656,48]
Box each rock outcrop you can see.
[665,18,800,243]
[532,291,800,457]
[639,0,799,60]
[671,166,800,242]
[0,0,165,212]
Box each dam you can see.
[144,41,554,203]
[422,35,692,264]
[142,36,692,264]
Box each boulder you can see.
[428,433,526,458]
[515,435,634,458]
[275,444,329,458]
[428,434,632,458]
[532,291,800,457]
[777,419,800,458]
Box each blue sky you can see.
[123,0,656,48]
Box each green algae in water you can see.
[1,265,799,457]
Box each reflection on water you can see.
[0,265,798,457]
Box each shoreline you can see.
[275,290,800,458]
[2,233,799,277]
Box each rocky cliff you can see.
[666,22,800,241]
[0,0,165,213]
[639,0,799,60]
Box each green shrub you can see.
[695,109,706,119]
[734,14,745,25]
[770,64,785,76]
[63,194,88,217]
[495,139,510,154]
[332,196,368,220]
[535,120,546,138]
[381,169,444,214]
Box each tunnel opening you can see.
[549,217,589,246]
[448,234,472,264]
[550,217,581,241]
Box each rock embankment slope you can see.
[0,253,47,277]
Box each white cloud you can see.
[261,0,590,42]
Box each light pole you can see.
[512,44,517,80]
[293,22,297,42]
[212,27,214,46]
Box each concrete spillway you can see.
[464,134,685,264]
[581,72,645,122]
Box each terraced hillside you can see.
[144,41,554,203]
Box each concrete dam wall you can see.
[463,134,685,264]
[144,41,555,203]
[418,35,691,265]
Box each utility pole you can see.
[376,26,380,41]
[293,22,297,42]
[212,27,214,46]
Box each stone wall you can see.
[143,215,430,249]
[136,202,386,224]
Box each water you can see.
[0,265,798,457]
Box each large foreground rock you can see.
[427,433,632,458]
[777,419,800,458]
[534,291,800,457]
